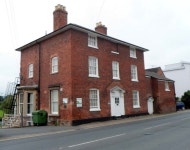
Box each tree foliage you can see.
[0,96,3,101]
[0,95,13,114]
[181,90,190,109]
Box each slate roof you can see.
[145,70,174,82]
[16,23,148,52]
[146,67,161,73]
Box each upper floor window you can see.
[50,90,59,115]
[131,65,138,81]
[88,34,98,48]
[132,90,140,108]
[130,47,136,58]
[165,81,170,91]
[28,64,33,78]
[52,57,58,74]
[88,56,99,77]
[89,88,100,111]
[112,61,120,80]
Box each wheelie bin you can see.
[32,110,47,126]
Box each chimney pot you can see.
[95,22,107,35]
[55,4,66,11]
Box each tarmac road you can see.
[0,110,189,142]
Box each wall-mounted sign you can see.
[76,98,82,107]
[63,98,68,104]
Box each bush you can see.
[0,110,4,120]
[181,90,190,109]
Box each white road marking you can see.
[0,129,76,142]
[144,122,171,130]
[144,116,190,130]
[68,133,126,148]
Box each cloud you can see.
[0,0,190,94]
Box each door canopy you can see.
[110,86,125,94]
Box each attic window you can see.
[88,34,98,48]
[130,47,136,58]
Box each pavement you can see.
[0,110,188,142]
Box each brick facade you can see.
[15,4,175,126]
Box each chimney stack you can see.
[53,4,68,31]
[95,22,107,35]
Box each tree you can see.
[0,95,4,101]
[181,90,190,109]
[0,95,13,114]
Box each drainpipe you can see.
[38,43,41,110]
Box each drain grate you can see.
[144,133,152,135]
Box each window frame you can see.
[88,34,98,48]
[51,57,58,74]
[132,90,140,108]
[131,65,138,81]
[27,93,34,116]
[112,61,120,80]
[89,88,100,111]
[88,56,99,78]
[28,64,33,78]
[19,93,24,115]
[50,89,59,115]
[130,47,137,58]
[165,81,170,91]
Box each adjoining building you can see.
[146,67,176,114]
[164,61,190,98]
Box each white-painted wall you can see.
[164,61,190,98]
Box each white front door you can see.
[110,89,125,117]
[147,97,154,114]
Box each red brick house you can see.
[15,4,150,125]
[145,67,176,114]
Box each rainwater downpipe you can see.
[38,42,41,110]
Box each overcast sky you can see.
[0,0,190,95]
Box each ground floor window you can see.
[89,89,100,111]
[50,90,59,114]
[27,93,34,115]
[19,93,24,114]
[132,90,140,108]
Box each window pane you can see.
[27,93,34,114]
[132,91,140,108]
[131,65,138,81]
[89,57,98,77]
[89,89,100,110]
[19,93,24,114]
[165,82,170,91]
[28,64,33,78]
[88,35,97,47]
[112,61,119,79]
[51,90,58,114]
[52,102,58,112]
[52,57,58,73]
[130,48,136,58]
